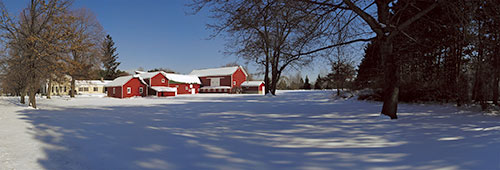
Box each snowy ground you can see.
[0,90,499,170]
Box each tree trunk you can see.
[28,86,36,108]
[264,56,270,95]
[70,78,76,98]
[380,41,399,119]
[20,90,26,104]
[270,67,278,95]
[47,78,52,99]
[493,77,499,106]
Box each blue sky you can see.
[3,0,342,80]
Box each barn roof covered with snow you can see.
[241,81,264,87]
[163,73,201,84]
[104,75,147,87]
[189,66,248,77]
[135,71,201,84]
[76,80,113,86]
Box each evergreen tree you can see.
[101,35,121,80]
[314,74,323,89]
[303,76,311,89]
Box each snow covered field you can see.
[0,90,499,170]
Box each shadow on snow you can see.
[16,91,500,170]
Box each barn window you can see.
[113,88,115,94]
[139,87,143,94]
[233,81,236,85]
[127,87,131,94]
[162,79,165,83]
[94,87,98,92]
[185,86,188,90]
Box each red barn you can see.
[135,71,201,96]
[163,73,201,94]
[189,66,248,93]
[104,75,148,98]
[241,81,265,95]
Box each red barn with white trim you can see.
[136,71,201,97]
[104,75,148,98]
[190,66,248,93]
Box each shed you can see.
[241,81,265,94]
[104,75,148,98]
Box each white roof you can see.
[135,71,201,84]
[76,80,113,86]
[151,86,177,92]
[104,75,146,87]
[241,81,264,87]
[136,71,162,79]
[189,66,248,77]
[163,73,201,84]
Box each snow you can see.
[0,91,499,170]
[190,66,247,77]
[150,86,177,92]
[104,75,147,87]
[163,73,201,84]
[135,71,201,84]
[75,80,113,86]
[241,81,264,87]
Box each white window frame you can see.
[113,87,116,94]
[127,87,131,94]
[185,86,188,90]
[161,79,166,83]
[233,81,236,85]
[139,87,143,94]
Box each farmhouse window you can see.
[94,87,98,92]
[64,86,67,92]
[139,87,143,94]
[127,87,131,94]
[185,86,188,90]
[113,88,115,94]
[233,81,236,85]
[84,87,89,92]
[79,87,83,91]
[162,79,165,83]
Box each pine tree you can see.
[303,76,311,89]
[314,74,323,89]
[101,35,121,80]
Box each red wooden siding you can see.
[157,91,176,97]
[150,73,169,87]
[169,83,200,94]
[199,75,231,86]
[121,78,147,98]
[107,86,123,98]
[232,68,247,88]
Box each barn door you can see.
[211,78,220,87]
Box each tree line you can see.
[0,0,125,108]
[355,0,500,111]
[193,0,499,119]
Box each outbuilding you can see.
[190,66,248,93]
[241,81,265,94]
[104,75,148,98]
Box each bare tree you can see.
[0,0,72,108]
[62,8,104,97]
[191,0,342,95]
